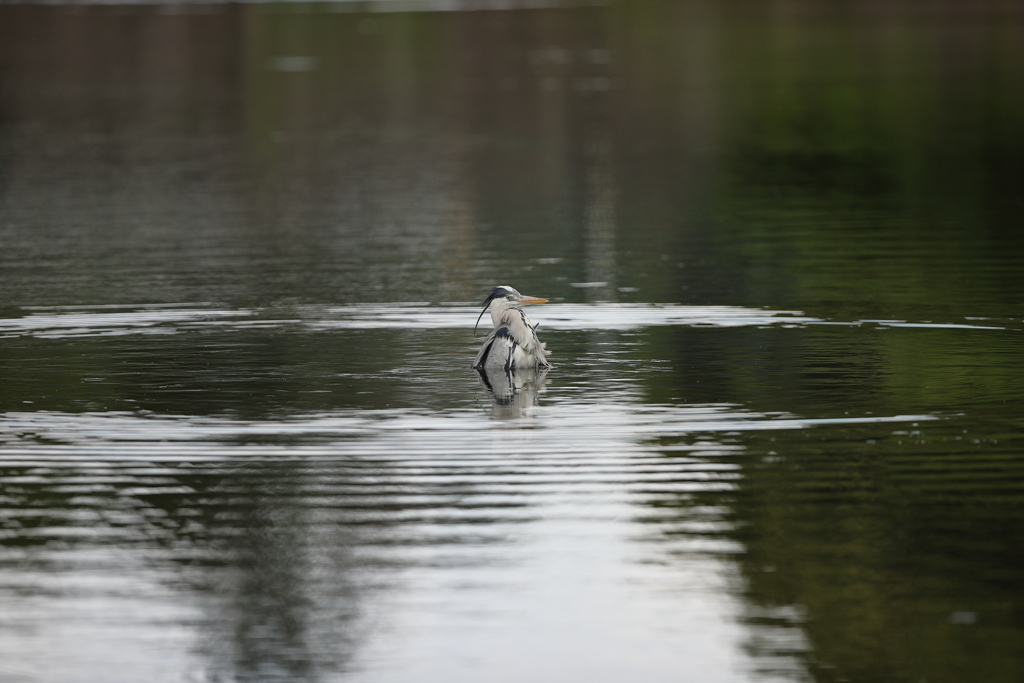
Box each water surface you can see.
[1,2,1023,682]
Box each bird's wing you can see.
[472,328,500,368]
[474,325,523,370]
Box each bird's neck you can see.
[490,302,520,328]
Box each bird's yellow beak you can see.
[519,296,548,305]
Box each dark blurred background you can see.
[2,0,1022,317]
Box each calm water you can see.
[2,2,1023,682]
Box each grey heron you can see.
[472,285,551,371]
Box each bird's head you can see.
[474,285,549,333]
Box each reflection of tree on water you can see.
[475,366,549,420]
[634,414,1024,683]
[0,454,377,681]
[192,463,374,683]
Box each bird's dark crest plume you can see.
[474,286,515,334]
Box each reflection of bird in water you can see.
[476,365,549,420]
[473,285,551,371]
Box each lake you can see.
[1,1,1022,682]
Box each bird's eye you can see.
[506,295,514,300]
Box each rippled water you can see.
[2,2,1024,682]
[2,303,1021,682]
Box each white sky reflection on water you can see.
[0,399,933,682]
[2,303,1011,340]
